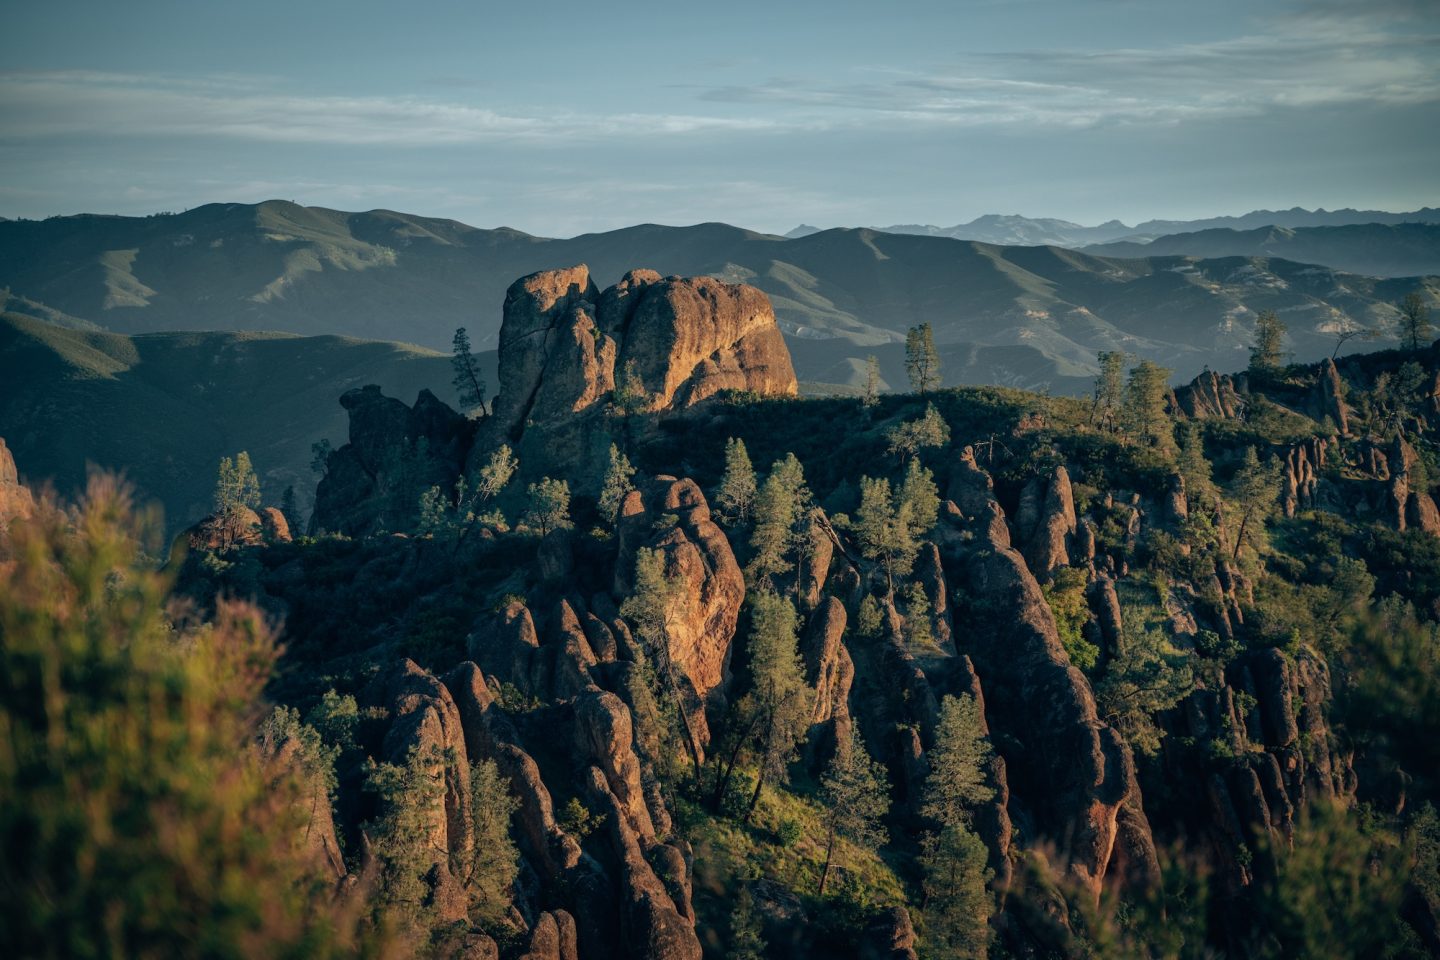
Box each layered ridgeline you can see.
[1085,222,1440,279]
[2,201,1435,393]
[0,311,486,531]
[19,265,1428,957]
[848,205,1440,248]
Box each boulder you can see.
[185,507,264,551]
[363,660,475,871]
[518,910,581,960]
[259,506,292,543]
[582,767,701,960]
[914,542,953,648]
[575,688,656,843]
[444,663,584,886]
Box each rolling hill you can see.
[0,312,493,532]
[1083,222,1440,278]
[1,201,1436,394]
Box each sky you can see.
[1,0,1437,236]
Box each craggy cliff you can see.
[165,272,1440,958]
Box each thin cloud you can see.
[700,21,1440,129]
[0,72,794,146]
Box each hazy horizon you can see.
[3,0,1437,236]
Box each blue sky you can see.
[1,0,1436,235]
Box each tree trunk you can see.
[743,762,768,825]
[710,711,762,812]
[818,826,837,896]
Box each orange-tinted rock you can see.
[0,437,36,536]
[614,477,744,708]
[259,506,292,543]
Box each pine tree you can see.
[905,322,942,395]
[613,359,648,416]
[1249,310,1288,373]
[854,476,921,595]
[363,744,448,929]
[1398,292,1434,351]
[1095,617,1192,757]
[1176,421,1217,514]
[747,453,810,588]
[521,478,571,535]
[728,886,767,960]
[739,592,809,822]
[474,444,518,502]
[1092,350,1127,431]
[816,730,890,896]
[905,580,933,648]
[863,355,882,408]
[715,437,758,525]
[451,327,487,417]
[212,451,262,549]
[898,457,940,538]
[621,548,703,785]
[463,758,519,922]
[598,443,637,526]
[886,403,950,463]
[921,695,994,828]
[1228,445,1279,560]
[919,694,996,958]
[1123,359,1173,450]
[920,821,993,958]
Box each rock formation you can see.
[313,386,476,536]
[1309,358,1351,435]
[492,266,795,438]
[1174,370,1244,420]
[0,437,34,534]
[1016,465,1077,579]
[310,267,797,534]
[613,476,745,711]
[800,596,854,767]
[940,445,1160,897]
[486,266,796,483]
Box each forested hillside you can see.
[8,269,1434,958]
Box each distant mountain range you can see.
[1082,222,1440,279]
[1,200,1436,397]
[792,206,1440,249]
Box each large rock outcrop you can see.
[485,266,796,482]
[492,266,795,439]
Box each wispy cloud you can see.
[700,18,1440,129]
[0,71,794,146]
